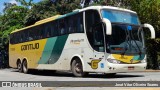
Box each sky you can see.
[0,0,41,14]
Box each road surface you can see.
[0,68,160,90]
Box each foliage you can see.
[15,0,34,8]
[24,0,81,26]
[24,0,57,26]
[129,0,160,69]
[0,3,28,49]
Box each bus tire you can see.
[71,59,87,77]
[22,60,29,74]
[17,61,22,73]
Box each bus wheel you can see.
[17,61,22,73]
[22,60,29,74]
[71,59,87,77]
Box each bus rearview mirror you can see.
[102,18,112,35]
[143,23,155,39]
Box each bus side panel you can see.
[36,35,70,70]
[57,33,106,72]
[9,44,20,68]
[9,39,47,69]
[36,34,90,71]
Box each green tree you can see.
[0,3,29,48]
[24,0,81,26]
[24,0,57,26]
[16,0,34,8]
[129,0,160,69]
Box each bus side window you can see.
[13,33,16,44]
[54,21,59,36]
[10,34,13,44]
[44,23,52,38]
[17,33,20,43]
[57,20,60,35]
[14,34,16,44]
[50,22,54,37]
[13,34,15,44]
[40,25,45,39]
[56,21,59,36]
[68,17,74,33]
[15,33,18,43]
[93,24,104,52]
[77,13,84,33]
[28,30,32,41]
[59,19,66,35]
[37,25,43,39]
[74,15,78,33]
[33,26,39,40]
[21,31,24,43]
[65,18,68,34]
[25,30,29,42]
[11,34,14,44]
[85,10,101,51]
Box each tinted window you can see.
[59,19,67,35]
[52,20,59,36]
[44,23,52,38]
[10,12,85,44]
[68,12,84,33]
[85,10,101,51]
[101,9,140,25]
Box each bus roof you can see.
[11,10,79,34]
[11,6,136,34]
[11,15,60,34]
[80,6,137,14]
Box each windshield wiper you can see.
[122,25,142,56]
[121,27,131,55]
[130,26,142,56]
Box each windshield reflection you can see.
[106,24,145,55]
[101,9,140,25]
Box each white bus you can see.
[9,6,155,77]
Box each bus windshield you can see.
[101,9,140,25]
[107,24,145,55]
[101,9,145,55]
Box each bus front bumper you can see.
[104,63,147,73]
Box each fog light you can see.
[107,59,121,64]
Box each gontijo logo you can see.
[21,43,39,51]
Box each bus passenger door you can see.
[92,23,106,69]
[85,10,105,70]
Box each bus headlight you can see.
[140,59,146,63]
[107,59,121,64]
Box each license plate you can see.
[128,66,134,70]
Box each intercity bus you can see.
[9,6,155,77]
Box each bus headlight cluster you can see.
[140,59,146,63]
[107,59,121,64]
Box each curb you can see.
[145,70,160,72]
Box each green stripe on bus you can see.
[38,35,69,64]
[49,35,69,64]
[38,37,57,64]
[57,11,79,19]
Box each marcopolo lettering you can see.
[21,43,39,51]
